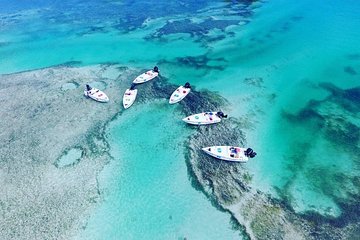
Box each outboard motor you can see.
[153,66,159,73]
[216,111,228,118]
[86,84,92,91]
[130,83,136,90]
[245,148,253,157]
[245,148,257,158]
[184,82,191,89]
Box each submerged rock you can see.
[55,147,83,168]
[1,64,358,240]
[177,80,360,239]
[344,66,357,75]
[0,64,134,240]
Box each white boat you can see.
[123,88,138,109]
[202,146,257,162]
[169,82,191,104]
[182,111,227,125]
[84,85,109,103]
[133,66,159,84]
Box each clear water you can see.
[234,0,360,217]
[55,148,82,168]
[1,0,360,238]
[79,102,241,239]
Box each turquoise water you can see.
[1,0,360,238]
[79,102,242,239]
[231,0,360,217]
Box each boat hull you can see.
[202,146,249,162]
[169,86,190,104]
[133,70,158,84]
[84,88,109,102]
[123,89,138,109]
[182,112,221,125]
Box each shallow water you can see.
[79,102,242,239]
[1,0,360,238]
[55,147,83,168]
[233,0,360,217]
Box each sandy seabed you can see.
[0,64,132,240]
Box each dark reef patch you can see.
[111,0,210,31]
[283,108,325,128]
[136,77,257,236]
[0,41,11,47]
[344,66,357,75]
[291,16,304,22]
[53,61,83,68]
[243,77,264,88]
[275,81,360,234]
[145,1,260,45]
[245,14,303,53]
[150,18,240,39]
[0,65,359,239]
[1,0,260,50]
[346,53,360,61]
[76,25,108,36]
[319,82,360,113]
[324,119,360,150]
[196,34,227,44]
[297,198,360,231]
[204,78,360,238]
[158,55,227,71]
[3,0,210,35]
